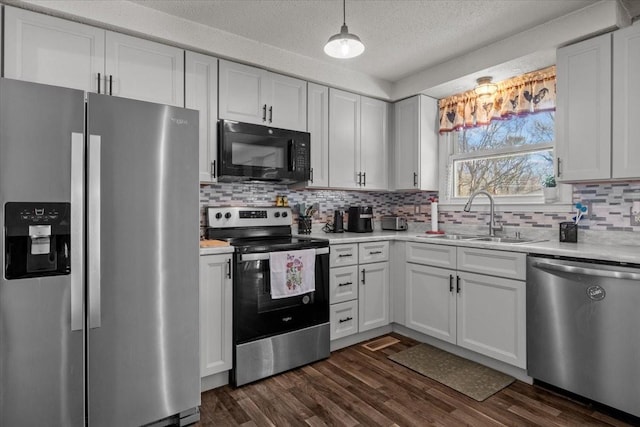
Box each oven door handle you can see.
[240,247,329,262]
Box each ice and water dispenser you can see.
[4,202,71,279]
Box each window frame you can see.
[438,121,572,211]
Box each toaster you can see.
[381,216,408,231]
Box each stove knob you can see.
[215,212,222,220]
[282,211,288,218]
[274,212,281,218]
[224,212,232,219]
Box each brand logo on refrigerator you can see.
[170,117,189,125]
[586,285,606,301]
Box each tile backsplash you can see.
[200,181,640,234]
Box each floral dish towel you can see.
[269,249,316,299]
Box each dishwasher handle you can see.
[532,260,640,281]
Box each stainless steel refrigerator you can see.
[0,78,200,426]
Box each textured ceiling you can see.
[132,0,600,83]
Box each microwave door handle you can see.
[288,140,296,172]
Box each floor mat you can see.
[388,343,515,401]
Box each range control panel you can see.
[207,206,292,228]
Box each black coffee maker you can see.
[347,206,373,233]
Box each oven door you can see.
[233,247,329,345]
[218,120,310,183]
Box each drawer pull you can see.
[369,251,383,255]
[339,316,353,323]
[338,281,353,287]
[338,253,353,258]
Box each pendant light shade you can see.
[474,76,498,96]
[324,0,365,59]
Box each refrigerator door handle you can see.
[70,132,85,331]
[88,134,102,329]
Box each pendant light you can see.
[324,0,365,59]
[474,76,498,97]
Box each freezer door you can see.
[0,79,85,426]
[86,93,200,427]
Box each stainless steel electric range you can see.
[205,206,330,386]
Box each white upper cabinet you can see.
[104,32,184,107]
[613,22,640,179]
[393,95,438,191]
[218,60,307,131]
[360,97,389,190]
[307,83,330,187]
[4,7,184,107]
[329,89,361,189]
[186,52,218,183]
[329,88,389,190]
[4,6,105,92]
[556,32,611,181]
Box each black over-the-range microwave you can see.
[217,120,311,184]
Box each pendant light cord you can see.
[343,0,346,26]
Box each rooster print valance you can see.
[438,66,556,133]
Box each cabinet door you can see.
[405,263,456,344]
[359,261,389,332]
[613,23,640,179]
[360,96,388,190]
[329,89,360,189]
[268,73,307,131]
[186,52,218,183]
[218,60,266,125]
[307,83,330,187]
[105,31,184,107]
[4,6,105,92]
[394,96,420,189]
[330,265,359,304]
[456,272,526,368]
[199,254,233,377]
[556,33,612,181]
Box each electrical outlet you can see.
[631,207,640,226]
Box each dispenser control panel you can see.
[4,202,71,280]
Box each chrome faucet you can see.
[463,189,503,237]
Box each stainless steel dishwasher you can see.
[527,255,640,418]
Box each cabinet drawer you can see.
[330,265,359,304]
[330,300,359,340]
[359,241,389,264]
[457,247,526,280]
[330,243,358,267]
[406,242,456,269]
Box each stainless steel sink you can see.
[470,236,545,244]
[416,234,546,244]
[415,234,480,240]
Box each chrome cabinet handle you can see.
[88,135,102,329]
[268,106,273,123]
[338,281,353,287]
[262,104,267,122]
[339,316,353,323]
[70,133,85,331]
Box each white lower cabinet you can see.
[405,243,526,368]
[329,241,390,340]
[199,253,233,378]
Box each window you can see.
[441,111,557,204]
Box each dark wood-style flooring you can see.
[196,334,639,426]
